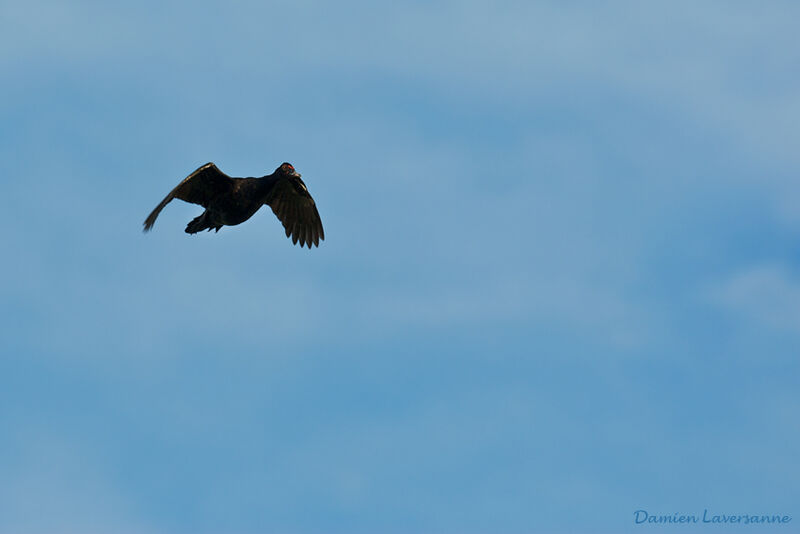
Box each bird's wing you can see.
[266,175,325,248]
[143,163,233,231]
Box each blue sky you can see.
[1,1,799,533]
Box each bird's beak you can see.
[292,171,301,178]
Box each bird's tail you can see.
[185,214,222,234]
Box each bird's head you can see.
[278,162,301,178]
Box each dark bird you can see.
[143,162,324,248]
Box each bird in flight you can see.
[143,162,324,248]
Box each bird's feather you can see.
[143,163,232,231]
[266,175,325,249]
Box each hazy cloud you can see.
[712,263,800,333]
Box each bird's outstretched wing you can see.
[143,163,232,231]
[266,175,325,248]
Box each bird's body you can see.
[143,162,324,248]
[188,177,270,229]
